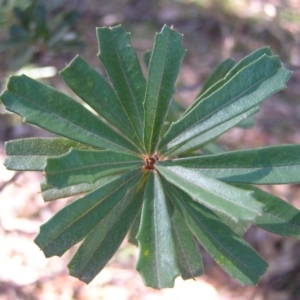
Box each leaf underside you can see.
[159,53,291,155]
[163,180,268,286]
[137,171,179,288]
[1,24,298,290]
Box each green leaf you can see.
[45,149,143,188]
[128,211,141,246]
[1,75,141,155]
[47,11,80,47]
[156,164,263,222]
[167,183,268,285]
[201,143,225,155]
[166,197,203,280]
[143,50,151,68]
[97,25,146,147]
[234,184,300,238]
[9,24,30,42]
[41,175,120,202]
[159,54,291,155]
[14,2,36,29]
[136,171,179,288]
[185,47,273,115]
[198,58,236,97]
[213,212,251,236]
[34,170,142,257]
[170,144,300,184]
[171,107,259,156]
[143,25,185,154]
[4,137,93,171]
[60,55,139,145]
[68,176,145,284]
[161,100,186,138]
[33,4,48,40]
[236,115,256,129]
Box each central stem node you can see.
[144,154,159,170]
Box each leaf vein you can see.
[147,30,172,153]
[160,67,280,150]
[171,188,261,277]
[40,171,141,251]
[8,90,139,155]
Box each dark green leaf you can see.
[47,11,80,47]
[128,211,141,246]
[97,25,146,147]
[236,115,256,129]
[45,149,143,188]
[167,183,268,285]
[68,176,145,283]
[235,184,300,238]
[9,24,29,42]
[34,170,142,257]
[170,144,300,184]
[159,55,291,155]
[198,58,235,97]
[143,50,151,68]
[143,25,185,154]
[1,75,141,154]
[41,175,120,202]
[171,107,259,156]
[157,164,263,222]
[185,47,273,114]
[166,196,203,280]
[136,171,179,288]
[13,7,30,29]
[165,100,186,123]
[5,137,93,171]
[60,56,139,145]
[200,143,225,155]
[213,212,251,236]
[34,4,48,40]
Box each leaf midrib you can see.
[47,159,143,175]
[40,171,141,251]
[258,209,300,231]
[171,188,262,278]
[158,166,260,218]
[75,179,143,276]
[8,90,139,155]
[108,31,144,145]
[146,30,172,153]
[170,213,196,278]
[62,64,135,136]
[160,66,280,150]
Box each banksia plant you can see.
[2,24,300,289]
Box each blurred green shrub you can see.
[0,0,84,70]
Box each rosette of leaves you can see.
[2,24,300,289]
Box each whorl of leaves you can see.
[2,24,300,289]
